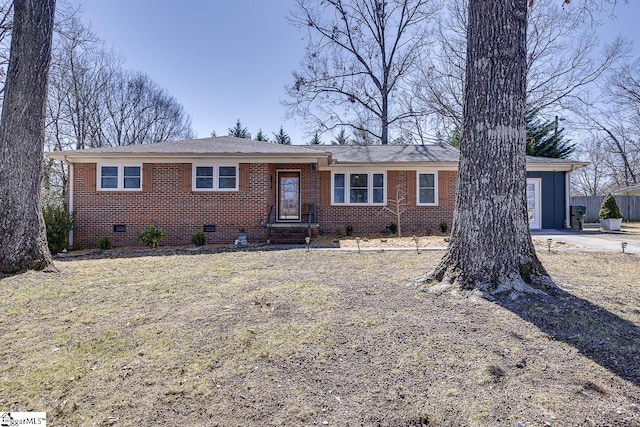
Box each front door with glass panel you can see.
[527,178,542,229]
[277,171,301,221]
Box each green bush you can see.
[138,225,166,248]
[42,204,76,255]
[191,231,206,246]
[439,220,448,233]
[387,222,397,235]
[599,194,623,219]
[345,223,353,236]
[98,237,112,250]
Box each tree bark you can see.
[423,0,554,296]
[0,0,56,274]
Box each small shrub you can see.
[191,231,206,246]
[439,220,448,233]
[345,223,353,236]
[42,204,76,255]
[97,237,111,250]
[598,194,622,219]
[138,225,166,248]
[387,222,398,235]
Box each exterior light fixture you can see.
[305,236,311,252]
[412,235,420,254]
[622,242,628,253]
[355,237,361,254]
[546,238,552,252]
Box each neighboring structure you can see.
[46,137,586,249]
[619,183,640,196]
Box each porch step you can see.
[269,225,318,244]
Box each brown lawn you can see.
[0,245,639,426]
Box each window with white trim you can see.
[192,164,238,191]
[417,171,438,205]
[98,164,142,191]
[332,172,386,205]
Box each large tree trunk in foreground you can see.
[0,0,56,274]
[423,0,554,296]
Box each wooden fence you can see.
[570,195,640,222]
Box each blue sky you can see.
[68,0,639,145]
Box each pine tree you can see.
[308,131,322,145]
[228,119,251,139]
[273,126,291,144]
[255,129,269,142]
[526,110,575,159]
[332,128,349,145]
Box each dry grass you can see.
[1,247,639,426]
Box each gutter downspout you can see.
[66,156,74,247]
[565,165,573,229]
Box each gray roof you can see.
[308,143,460,163]
[52,137,325,156]
[618,183,640,195]
[46,137,587,169]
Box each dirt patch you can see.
[0,249,638,426]
[314,233,583,250]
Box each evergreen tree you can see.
[273,126,291,144]
[228,119,251,139]
[331,128,349,145]
[308,131,322,145]
[525,110,575,159]
[210,130,217,137]
[255,129,269,142]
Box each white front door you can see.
[527,178,542,229]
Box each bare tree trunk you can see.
[0,0,56,274]
[422,0,554,296]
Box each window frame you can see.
[331,171,386,206]
[192,163,239,192]
[97,163,143,191]
[416,171,439,206]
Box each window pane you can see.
[420,188,435,204]
[124,177,141,189]
[350,189,368,203]
[196,177,213,189]
[101,166,118,177]
[219,177,236,189]
[350,173,368,188]
[419,173,435,188]
[334,188,344,203]
[373,188,384,203]
[219,166,236,177]
[101,177,117,189]
[334,173,345,188]
[373,173,384,188]
[196,166,213,177]
[123,166,140,177]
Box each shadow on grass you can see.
[52,244,313,262]
[496,288,640,387]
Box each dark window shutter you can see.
[239,164,250,191]
[320,171,331,206]
[142,163,153,192]
[86,163,96,191]
[180,163,192,192]
[407,171,417,205]
[387,171,399,200]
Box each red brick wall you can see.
[71,162,456,249]
[72,162,280,249]
[317,170,457,236]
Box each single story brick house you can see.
[46,137,586,248]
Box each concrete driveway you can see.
[533,225,640,254]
